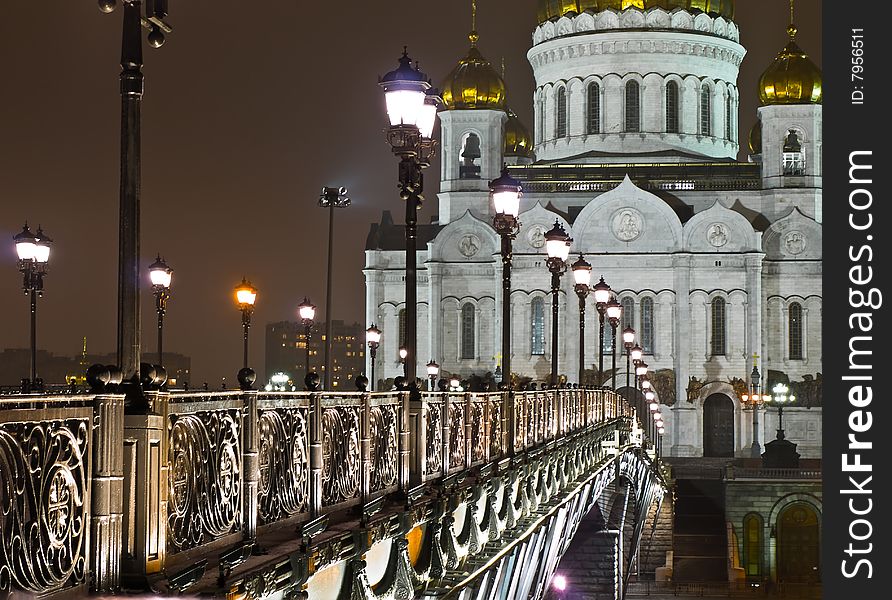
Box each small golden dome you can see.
[538,1,735,23]
[748,120,762,155]
[442,35,507,111]
[759,25,822,105]
[504,109,535,158]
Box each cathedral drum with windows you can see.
[364,0,822,460]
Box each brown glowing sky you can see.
[0,1,821,385]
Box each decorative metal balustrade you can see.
[0,386,636,598]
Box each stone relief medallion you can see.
[707,223,729,248]
[612,208,643,242]
[784,231,806,255]
[458,234,480,258]
[527,225,547,249]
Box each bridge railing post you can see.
[359,390,372,501]
[441,392,451,477]
[398,390,411,492]
[309,391,323,517]
[503,390,514,458]
[464,392,473,470]
[409,391,426,486]
[242,389,259,544]
[91,393,126,593]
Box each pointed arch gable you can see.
[682,200,761,252]
[428,210,499,262]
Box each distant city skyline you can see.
[0,1,821,384]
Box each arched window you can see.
[625,80,640,133]
[700,85,711,136]
[789,302,803,359]
[538,94,546,144]
[556,87,568,138]
[743,513,763,579]
[531,297,545,355]
[461,304,475,359]
[398,309,407,350]
[665,81,679,133]
[621,297,635,354]
[783,130,805,175]
[725,92,733,141]
[641,297,654,354]
[587,82,601,134]
[711,297,726,356]
[602,320,615,354]
[459,133,481,179]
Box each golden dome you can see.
[748,120,762,155]
[759,25,822,105]
[538,1,734,23]
[504,109,535,158]
[442,35,507,111]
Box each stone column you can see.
[91,393,126,592]
[672,255,694,456]
[429,266,443,365]
[241,390,259,543]
[744,254,765,383]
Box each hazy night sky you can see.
[0,1,821,386]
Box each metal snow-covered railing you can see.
[0,386,634,598]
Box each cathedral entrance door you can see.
[777,504,820,583]
[703,394,734,457]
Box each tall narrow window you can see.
[459,133,481,179]
[743,514,763,579]
[665,81,679,133]
[725,93,733,141]
[782,130,805,175]
[711,297,726,356]
[531,297,545,355]
[587,82,601,134]
[398,309,407,350]
[641,297,654,354]
[789,302,803,360]
[625,81,640,133]
[538,95,546,144]
[700,86,711,136]
[602,321,615,354]
[461,304,475,359]
[556,87,568,138]
[621,297,635,354]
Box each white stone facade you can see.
[364,7,822,459]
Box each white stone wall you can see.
[757,104,823,189]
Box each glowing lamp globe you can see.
[14,224,38,261]
[622,327,636,345]
[658,427,666,435]
[605,298,622,322]
[379,49,430,127]
[427,360,440,377]
[366,324,382,345]
[572,254,592,286]
[544,221,571,262]
[298,298,316,322]
[235,279,258,308]
[148,255,172,288]
[490,166,522,217]
[592,277,611,304]
[630,345,643,362]
[417,89,441,139]
[649,401,659,411]
[553,575,568,591]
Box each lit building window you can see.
[556,87,568,138]
[711,297,726,356]
[789,302,803,359]
[398,309,407,349]
[666,81,679,133]
[531,297,545,355]
[621,297,634,354]
[625,80,640,133]
[641,297,654,354]
[743,513,763,578]
[587,81,600,134]
[461,304,475,359]
[700,85,711,136]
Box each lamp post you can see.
[606,297,622,391]
[148,255,172,367]
[379,49,439,398]
[298,298,316,378]
[427,360,440,391]
[592,277,611,386]
[767,382,795,439]
[234,278,258,369]
[490,166,522,391]
[622,327,636,389]
[98,1,174,393]
[366,324,381,392]
[545,221,572,387]
[14,224,51,392]
[572,255,592,384]
[319,186,350,389]
[739,365,764,458]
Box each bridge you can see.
[0,385,666,599]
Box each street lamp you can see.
[622,327,635,389]
[592,277,611,385]
[298,298,317,379]
[572,254,592,384]
[545,221,572,387]
[379,48,438,398]
[98,1,174,396]
[490,165,522,391]
[767,382,795,439]
[605,297,622,391]
[366,324,381,392]
[738,365,764,458]
[148,255,172,367]
[14,224,51,392]
[427,360,440,391]
[234,278,258,369]
[319,186,350,390]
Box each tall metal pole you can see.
[610,322,618,391]
[242,311,250,369]
[578,295,586,384]
[29,287,37,387]
[626,353,631,389]
[550,272,560,387]
[501,235,512,389]
[598,312,605,386]
[116,0,144,389]
[370,346,377,392]
[404,177,419,388]
[157,309,163,366]
[323,201,334,388]
[305,323,312,376]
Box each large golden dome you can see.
[441,33,507,111]
[537,1,735,23]
[504,109,535,158]
[759,25,822,105]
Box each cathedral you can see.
[364,0,822,459]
